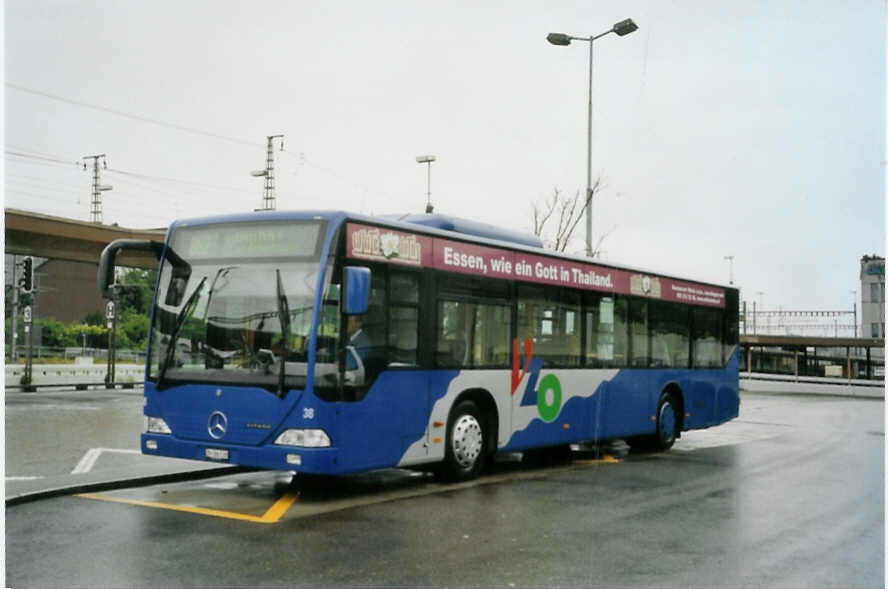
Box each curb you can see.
[6,466,257,507]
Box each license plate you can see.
[205,448,229,461]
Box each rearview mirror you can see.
[98,239,190,299]
[343,266,371,315]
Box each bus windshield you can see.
[148,220,328,393]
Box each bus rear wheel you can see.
[440,400,486,482]
[653,392,678,450]
[626,392,679,452]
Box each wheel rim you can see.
[451,414,483,469]
[659,402,676,446]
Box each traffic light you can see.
[21,256,33,293]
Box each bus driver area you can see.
[76,447,623,524]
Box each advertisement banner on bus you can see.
[346,222,724,307]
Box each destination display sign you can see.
[173,220,324,260]
[346,222,724,308]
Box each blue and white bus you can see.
[99,211,739,480]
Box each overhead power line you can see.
[6,146,246,195]
[6,82,263,148]
[6,172,83,193]
[5,149,78,166]
[7,79,397,206]
[6,182,82,200]
[7,84,383,198]
[105,167,248,195]
[7,84,393,202]
[6,188,83,204]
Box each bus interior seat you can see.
[436,338,467,367]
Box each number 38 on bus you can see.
[99,211,739,481]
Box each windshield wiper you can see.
[204,265,238,317]
[275,269,291,398]
[156,275,208,390]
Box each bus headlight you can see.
[146,416,172,434]
[274,429,331,448]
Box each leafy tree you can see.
[32,318,104,348]
[118,310,150,350]
[116,268,158,315]
[107,267,157,350]
[36,317,76,348]
[83,311,105,327]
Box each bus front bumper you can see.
[141,433,343,474]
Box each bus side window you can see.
[359,276,388,381]
[629,300,649,368]
[648,301,690,369]
[693,307,724,368]
[474,302,510,366]
[438,300,469,366]
[435,274,511,369]
[519,285,580,367]
[314,280,340,364]
[388,272,420,365]
[437,299,510,368]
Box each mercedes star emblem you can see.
[207,411,228,440]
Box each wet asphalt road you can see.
[6,387,144,479]
[5,391,885,588]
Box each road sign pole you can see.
[23,305,34,391]
[10,255,18,361]
[111,309,117,386]
[105,298,117,388]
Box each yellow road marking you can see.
[77,491,299,524]
[574,454,619,465]
[259,491,299,522]
[76,455,617,523]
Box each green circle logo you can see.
[536,374,562,422]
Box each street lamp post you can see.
[724,255,735,285]
[547,18,638,258]
[416,155,436,213]
[755,291,765,335]
[851,290,858,338]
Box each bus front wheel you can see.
[440,400,486,481]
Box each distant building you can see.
[860,254,884,340]
[29,258,105,323]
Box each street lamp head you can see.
[416,155,436,163]
[612,18,638,36]
[546,32,572,46]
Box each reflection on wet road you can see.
[77,450,622,523]
[6,392,884,588]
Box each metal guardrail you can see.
[741,372,884,388]
[5,363,145,391]
[5,382,142,391]
[5,346,147,364]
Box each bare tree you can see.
[532,178,614,255]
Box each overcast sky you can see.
[4,1,885,318]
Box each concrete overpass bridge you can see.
[5,208,169,329]
[5,208,166,268]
